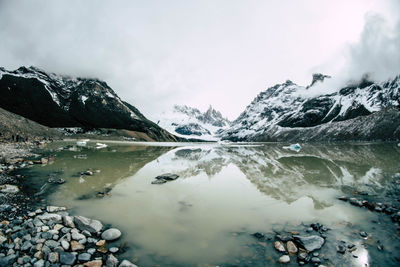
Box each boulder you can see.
[293,235,324,252]
[101,228,122,241]
[74,216,103,233]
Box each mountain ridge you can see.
[221,74,400,141]
[0,66,181,142]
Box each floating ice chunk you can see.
[76,140,87,146]
[283,143,301,152]
[95,143,107,149]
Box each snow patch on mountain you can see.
[153,105,231,141]
[222,74,400,141]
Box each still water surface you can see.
[23,141,400,266]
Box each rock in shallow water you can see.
[293,235,324,252]
[287,241,298,254]
[278,255,290,263]
[101,228,122,241]
[155,173,179,181]
[274,241,286,252]
[118,260,138,267]
[74,216,103,233]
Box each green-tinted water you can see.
[22,141,400,266]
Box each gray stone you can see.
[41,232,52,239]
[44,240,59,249]
[74,216,103,233]
[101,228,122,241]
[106,254,119,267]
[71,231,85,240]
[48,252,59,263]
[46,206,66,213]
[0,235,7,244]
[37,213,62,224]
[87,248,96,254]
[21,241,33,251]
[62,216,75,228]
[33,259,45,267]
[109,247,119,253]
[61,240,69,251]
[118,260,138,267]
[293,235,325,252]
[0,254,17,266]
[78,253,91,262]
[59,252,76,265]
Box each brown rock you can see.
[287,241,298,254]
[96,240,106,247]
[84,260,103,267]
[70,240,85,251]
[274,241,286,252]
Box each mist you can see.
[0,0,398,120]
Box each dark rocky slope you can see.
[0,66,180,142]
[0,107,62,141]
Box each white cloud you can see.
[0,0,397,120]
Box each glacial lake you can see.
[21,141,400,266]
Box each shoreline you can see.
[0,141,137,267]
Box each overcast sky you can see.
[0,0,399,120]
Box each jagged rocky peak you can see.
[0,66,179,141]
[310,73,331,87]
[155,104,231,140]
[173,104,231,127]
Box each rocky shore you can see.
[0,142,137,267]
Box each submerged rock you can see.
[293,235,324,252]
[151,179,167,184]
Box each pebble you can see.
[274,241,286,252]
[96,239,106,247]
[337,244,346,254]
[359,231,368,238]
[48,252,59,263]
[78,252,92,262]
[286,241,298,254]
[60,251,76,265]
[118,260,138,267]
[278,255,290,263]
[84,259,103,267]
[71,240,85,251]
[109,247,119,253]
[106,254,119,267]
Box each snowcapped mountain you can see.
[153,105,231,140]
[221,74,400,142]
[0,66,180,141]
